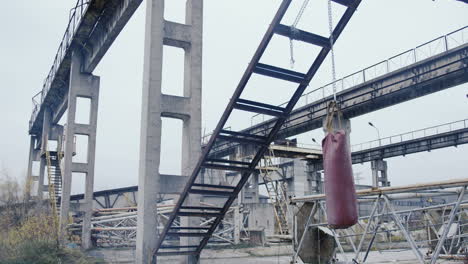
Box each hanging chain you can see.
[328,0,338,101]
[289,0,310,68]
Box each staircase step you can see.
[188,189,233,197]
[177,212,223,217]
[156,251,198,256]
[167,232,210,237]
[169,227,210,231]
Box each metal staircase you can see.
[154,0,361,258]
[44,136,64,218]
[45,149,62,216]
[259,148,290,235]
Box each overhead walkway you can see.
[209,26,468,158]
[29,0,142,137]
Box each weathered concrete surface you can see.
[135,0,165,262]
[295,203,335,264]
[60,51,100,250]
[136,0,203,262]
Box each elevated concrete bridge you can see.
[29,0,142,136]
[210,28,468,157]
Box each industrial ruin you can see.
[22,0,468,263]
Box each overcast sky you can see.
[0,0,467,194]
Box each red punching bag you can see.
[322,102,358,229]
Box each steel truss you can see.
[69,205,248,248]
[291,180,468,263]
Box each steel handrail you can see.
[29,0,90,129]
[351,118,468,152]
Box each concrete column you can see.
[37,107,52,199]
[291,159,308,196]
[181,1,203,262]
[59,51,100,250]
[136,0,164,262]
[306,161,323,194]
[136,0,203,263]
[242,172,259,204]
[26,136,39,199]
[371,159,390,187]
[234,206,241,244]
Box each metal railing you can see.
[351,118,468,152]
[30,0,90,128]
[251,26,468,127]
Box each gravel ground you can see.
[88,245,466,263]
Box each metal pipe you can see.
[292,179,468,202]
[309,199,468,229]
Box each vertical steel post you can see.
[430,186,466,264]
[354,196,381,261]
[383,195,425,264]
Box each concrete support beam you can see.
[26,136,39,199]
[60,52,100,250]
[136,0,203,262]
[163,21,192,48]
[290,159,309,196]
[306,161,323,194]
[52,92,69,124]
[37,107,53,199]
[161,94,191,119]
[242,172,259,204]
[371,159,390,187]
[136,0,165,262]
[179,1,203,262]
[234,206,241,245]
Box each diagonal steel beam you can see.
[383,195,425,264]
[430,186,466,264]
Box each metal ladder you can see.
[45,149,62,218]
[155,0,361,258]
[260,148,290,235]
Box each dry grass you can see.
[0,170,102,264]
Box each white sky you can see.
[0,0,467,194]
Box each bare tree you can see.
[0,168,25,230]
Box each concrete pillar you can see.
[136,0,203,263]
[242,172,259,204]
[37,107,53,199]
[234,206,241,244]
[181,2,203,263]
[306,161,323,194]
[291,159,308,196]
[59,51,100,250]
[26,136,40,199]
[371,159,390,187]
[136,0,164,262]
